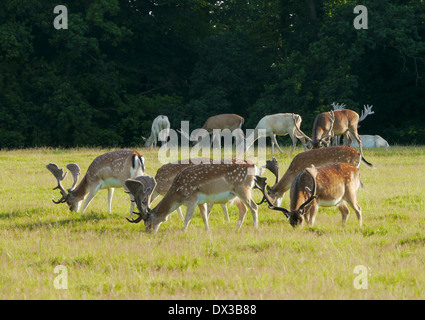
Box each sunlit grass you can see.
[0,146,424,299]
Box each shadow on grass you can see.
[1,208,113,230]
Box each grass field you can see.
[0,146,424,299]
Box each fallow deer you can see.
[245,113,310,154]
[258,146,373,206]
[309,107,373,158]
[143,115,171,148]
[46,149,145,214]
[125,159,258,233]
[255,163,363,227]
[344,134,389,148]
[179,113,245,146]
[149,158,230,221]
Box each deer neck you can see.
[151,193,181,223]
[70,175,89,200]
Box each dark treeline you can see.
[1,0,424,148]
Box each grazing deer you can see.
[245,113,310,154]
[125,159,258,233]
[143,115,170,148]
[255,163,363,227]
[310,109,369,159]
[309,105,374,152]
[149,158,230,221]
[180,114,245,146]
[46,150,145,214]
[258,146,373,206]
[330,103,375,146]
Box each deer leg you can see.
[221,204,230,222]
[198,203,209,231]
[288,131,297,153]
[183,199,198,231]
[270,134,283,154]
[176,207,184,220]
[107,188,114,214]
[350,129,363,155]
[236,189,258,230]
[304,203,318,226]
[337,201,350,226]
[206,203,213,218]
[235,200,248,232]
[344,131,353,147]
[344,192,362,227]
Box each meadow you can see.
[0,146,424,300]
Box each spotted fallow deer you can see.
[125,159,258,233]
[147,158,230,221]
[258,146,373,207]
[46,150,145,214]
[255,162,363,227]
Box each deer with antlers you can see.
[307,105,374,153]
[125,159,258,233]
[145,158,230,221]
[46,150,145,214]
[258,146,373,207]
[255,162,363,227]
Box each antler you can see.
[359,104,374,122]
[319,110,335,145]
[297,165,317,211]
[331,102,346,110]
[46,163,68,204]
[292,114,312,147]
[66,163,80,191]
[259,157,279,185]
[125,177,157,223]
[254,176,290,217]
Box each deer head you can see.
[255,165,317,227]
[312,110,335,149]
[125,176,157,231]
[46,163,81,211]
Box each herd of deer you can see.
[46,104,383,233]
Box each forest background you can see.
[1,0,424,149]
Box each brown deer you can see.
[179,113,245,146]
[258,146,373,206]
[46,150,145,214]
[310,109,365,158]
[255,162,363,227]
[125,159,258,233]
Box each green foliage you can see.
[0,0,424,148]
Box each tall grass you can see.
[0,146,424,299]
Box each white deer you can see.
[245,113,310,154]
[344,134,389,148]
[143,115,170,148]
[46,150,145,214]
